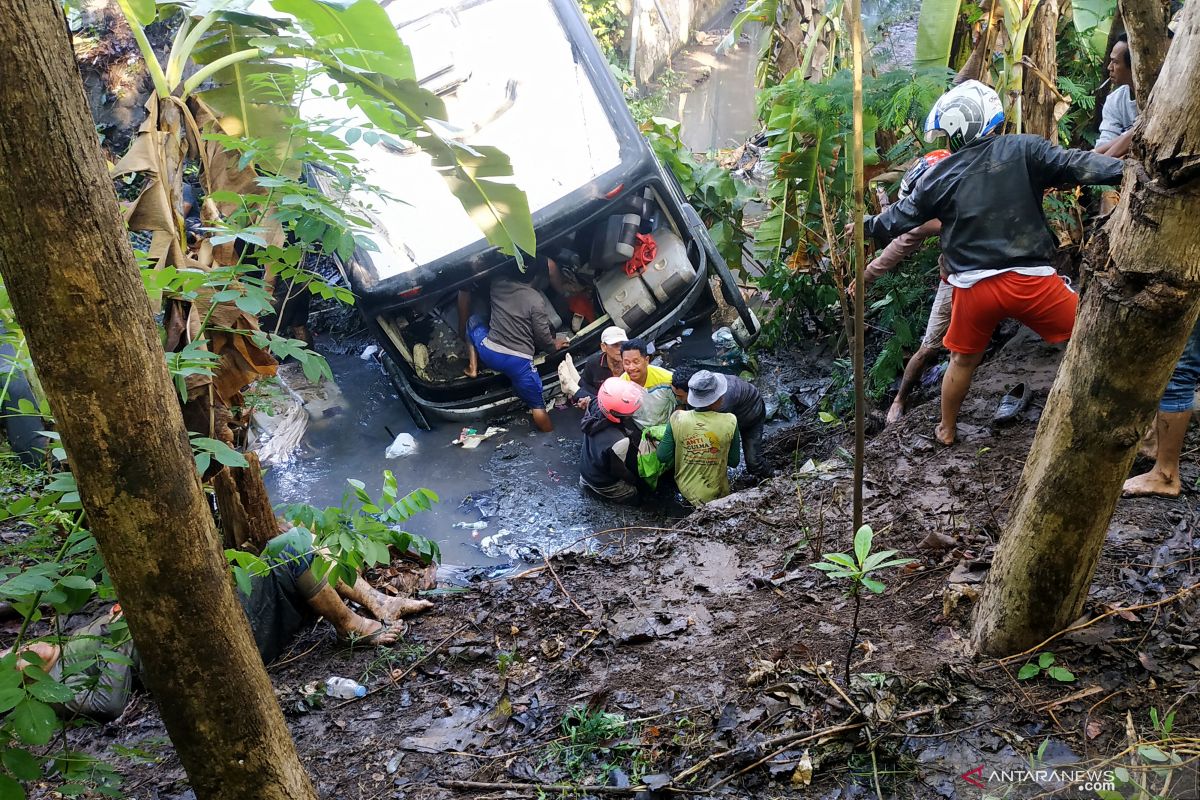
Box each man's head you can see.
[620,339,652,386]
[923,80,1005,152]
[596,377,644,423]
[1109,34,1133,89]
[671,367,697,405]
[600,326,628,365]
[687,370,728,411]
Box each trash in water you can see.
[385,432,417,458]
[712,327,736,350]
[360,344,379,360]
[453,521,488,531]
[458,492,500,518]
[682,327,694,337]
[453,426,507,449]
[658,337,682,351]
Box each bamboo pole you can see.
[850,0,866,532]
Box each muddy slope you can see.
[49,330,1198,799]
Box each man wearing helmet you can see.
[863,80,1123,445]
[578,377,647,502]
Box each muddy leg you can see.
[335,576,433,623]
[889,344,939,424]
[531,408,554,432]
[306,583,400,644]
[937,350,984,445]
[1123,410,1190,498]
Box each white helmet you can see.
[923,80,1005,151]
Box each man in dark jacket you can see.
[466,263,568,432]
[864,80,1123,445]
[579,378,645,503]
[574,326,628,409]
[671,368,769,476]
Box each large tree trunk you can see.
[971,3,1200,656]
[0,3,318,798]
[1119,0,1171,108]
[1021,0,1061,140]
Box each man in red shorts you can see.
[863,80,1124,444]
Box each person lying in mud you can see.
[850,150,951,425]
[658,370,741,506]
[862,80,1123,445]
[579,377,646,503]
[3,529,432,722]
[670,367,769,477]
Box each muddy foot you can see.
[934,422,956,446]
[370,595,434,623]
[886,402,905,425]
[340,617,404,646]
[1122,469,1181,498]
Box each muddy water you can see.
[264,324,720,572]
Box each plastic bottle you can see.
[324,677,366,699]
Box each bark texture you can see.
[1021,0,1061,140]
[0,2,317,798]
[971,2,1200,656]
[1119,0,1171,108]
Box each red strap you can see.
[623,233,657,277]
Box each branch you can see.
[182,48,262,99]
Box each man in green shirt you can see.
[657,370,740,506]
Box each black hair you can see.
[620,338,650,358]
[1115,33,1132,68]
[671,366,697,392]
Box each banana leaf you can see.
[914,0,964,68]
[1070,0,1116,56]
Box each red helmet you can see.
[898,149,952,200]
[597,377,644,423]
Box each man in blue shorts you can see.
[468,263,568,432]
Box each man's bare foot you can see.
[367,594,434,624]
[339,615,403,646]
[886,402,905,425]
[463,366,478,379]
[1122,468,1182,498]
[934,422,956,446]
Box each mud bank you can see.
[55,329,1197,800]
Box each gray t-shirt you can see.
[1097,85,1137,146]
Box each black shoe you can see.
[993,383,1031,424]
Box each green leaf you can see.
[273,0,415,79]
[853,525,873,566]
[1038,652,1055,668]
[26,679,76,704]
[1046,667,1075,683]
[0,774,25,800]
[818,411,838,423]
[9,698,58,746]
[821,552,857,569]
[2,747,43,781]
[123,0,156,25]
[1138,745,1169,762]
[914,0,964,68]
[861,577,886,593]
[1017,664,1040,680]
[0,689,24,715]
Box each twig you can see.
[678,705,945,787]
[543,553,589,618]
[442,780,645,795]
[989,583,1198,667]
[331,622,470,709]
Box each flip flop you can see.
[339,619,405,647]
[993,382,1031,424]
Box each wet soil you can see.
[56,329,1198,800]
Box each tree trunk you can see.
[1021,0,1061,140]
[0,3,318,798]
[1119,0,1171,108]
[971,3,1200,656]
[215,455,283,552]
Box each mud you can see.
[51,327,1198,800]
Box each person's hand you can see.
[577,395,591,410]
[555,338,569,351]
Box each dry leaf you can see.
[1086,719,1103,740]
[791,751,813,786]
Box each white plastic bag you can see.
[385,432,417,458]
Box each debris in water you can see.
[360,344,379,360]
[385,432,417,458]
[453,426,507,449]
[453,521,488,531]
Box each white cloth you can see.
[1097,85,1138,146]
[557,353,581,398]
[946,266,1055,289]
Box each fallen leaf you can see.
[791,751,813,786]
[1086,719,1103,740]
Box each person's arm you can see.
[727,426,741,467]
[862,220,942,286]
[529,295,559,354]
[863,191,933,246]
[656,421,676,464]
[1101,128,1134,158]
[545,257,565,295]
[457,289,478,378]
[1032,136,1124,187]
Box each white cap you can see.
[601,326,628,346]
